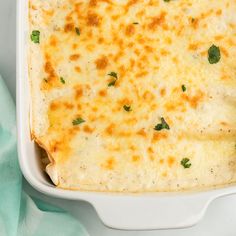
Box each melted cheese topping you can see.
[29,0,236,192]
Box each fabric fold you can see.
[0,76,88,236]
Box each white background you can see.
[1,0,236,235]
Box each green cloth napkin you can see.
[0,76,89,236]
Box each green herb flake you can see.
[154,117,170,131]
[208,45,221,64]
[123,105,132,112]
[133,22,139,25]
[164,0,171,2]
[182,84,186,92]
[108,72,118,79]
[108,72,118,87]
[181,158,191,168]
[108,80,117,87]
[31,30,40,44]
[43,78,48,83]
[60,77,65,84]
[72,118,85,126]
[75,27,80,36]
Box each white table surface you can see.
[1,0,236,235]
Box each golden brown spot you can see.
[129,145,137,151]
[77,104,82,110]
[134,49,140,56]
[181,91,204,109]
[50,102,59,111]
[48,132,73,163]
[125,25,135,36]
[129,59,135,68]
[74,87,83,100]
[172,56,179,64]
[149,155,155,161]
[136,71,148,78]
[191,18,199,29]
[165,37,172,45]
[92,106,98,112]
[83,125,94,133]
[220,121,228,126]
[148,12,166,30]
[45,61,55,76]
[132,155,140,162]
[142,91,155,101]
[117,131,132,137]
[188,43,199,50]
[98,89,107,97]
[216,9,222,15]
[127,0,138,7]
[103,158,115,170]
[105,124,115,135]
[162,172,167,177]
[136,129,147,137]
[227,39,236,46]
[63,102,74,109]
[221,47,229,57]
[118,98,132,106]
[64,23,75,32]
[87,13,100,26]
[95,56,108,70]
[164,100,185,112]
[89,0,97,6]
[69,54,80,61]
[159,159,164,164]
[160,88,166,97]
[44,61,57,84]
[160,49,169,56]
[75,66,81,73]
[152,132,168,143]
[42,9,54,17]
[144,45,153,53]
[98,37,104,44]
[72,44,78,50]
[49,35,58,47]
[215,35,224,41]
[125,118,138,125]
[147,147,154,154]
[111,14,120,20]
[167,156,175,167]
[66,15,73,22]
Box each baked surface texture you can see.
[29,0,236,192]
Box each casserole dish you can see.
[17,0,236,230]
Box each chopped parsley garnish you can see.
[60,77,65,84]
[108,72,118,86]
[72,118,85,126]
[164,0,171,2]
[108,72,118,79]
[133,22,139,25]
[31,30,40,44]
[182,84,186,92]
[154,117,170,131]
[123,105,132,112]
[75,27,80,36]
[181,158,191,168]
[208,45,221,64]
[43,78,48,83]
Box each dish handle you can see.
[91,193,215,230]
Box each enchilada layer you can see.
[29,0,236,192]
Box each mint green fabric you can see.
[0,76,89,236]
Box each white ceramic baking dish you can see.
[16,0,236,230]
